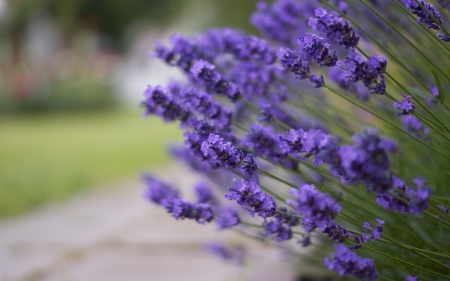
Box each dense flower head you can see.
[190,60,241,101]
[142,176,180,206]
[201,134,244,169]
[241,123,287,162]
[298,34,338,67]
[308,8,360,48]
[404,0,443,30]
[142,85,191,123]
[393,94,415,116]
[165,199,214,224]
[329,67,370,100]
[225,179,277,218]
[406,276,418,281]
[194,182,217,204]
[251,0,315,46]
[240,154,258,177]
[376,176,431,215]
[287,183,341,227]
[227,62,286,100]
[215,206,241,229]
[198,29,278,63]
[338,51,387,95]
[180,87,232,128]
[320,223,349,243]
[152,35,204,72]
[325,244,378,281]
[277,48,310,79]
[339,128,395,193]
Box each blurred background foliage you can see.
[0,0,259,218]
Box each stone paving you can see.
[0,165,302,281]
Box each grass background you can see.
[0,108,181,218]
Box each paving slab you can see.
[0,164,300,281]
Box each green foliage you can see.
[0,108,181,218]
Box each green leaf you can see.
[430,67,445,104]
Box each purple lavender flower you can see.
[376,176,431,215]
[263,220,293,242]
[204,242,245,265]
[215,206,241,229]
[393,94,415,115]
[287,183,341,227]
[401,115,429,140]
[143,176,180,206]
[329,67,370,101]
[362,218,385,241]
[240,154,258,177]
[308,8,359,48]
[165,198,214,224]
[201,134,244,169]
[438,33,450,41]
[190,60,241,101]
[339,128,395,193]
[225,179,276,218]
[227,62,285,100]
[298,34,338,67]
[194,182,217,204]
[320,223,349,243]
[241,123,287,162]
[277,48,310,79]
[142,85,191,123]
[302,219,317,234]
[257,103,274,124]
[152,35,204,72]
[406,275,418,281]
[263,207,299,242]
[309,75,325,88]
[338,51,387,95]
[250,0,315,46]
[181,87,232,128]
[404,0,443,30]
[324,244,378,281]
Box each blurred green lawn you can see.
[0,108,181,218]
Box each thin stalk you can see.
[323,86,450,161]
[257,167,296,187]
[413,0,450,36]
[388,0,450,53]
[321,0,448,94]
[363,245,450,280]
[357,0,450,84]
[385,72,450,132]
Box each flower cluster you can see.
[140,0,449,279]
[325,244,378,281]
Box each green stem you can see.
[323,86,450,161]
[385,72,450,133]
[356,0,450,85]
[363,245,450,280]
[257,167,296,187]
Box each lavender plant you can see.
[141,0,450,280]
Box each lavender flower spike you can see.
[287,183,341,227]
[308,8,359,48]
[225,179,276,218]
[201,134,244,169]
[277,47,310,79]
[325,244,377,281]
[404,0,443,30]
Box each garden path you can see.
[0,164,299,281]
